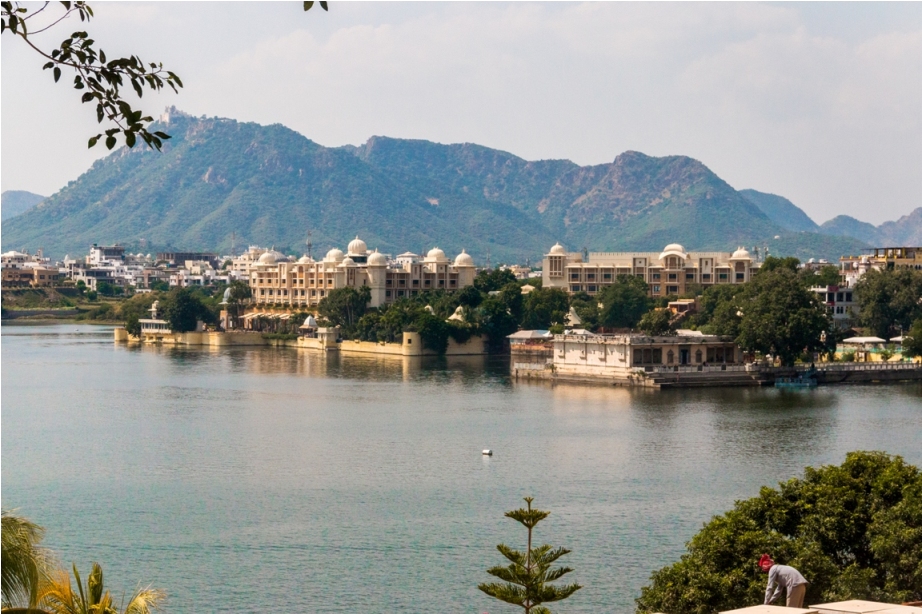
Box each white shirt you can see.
[765,564,808,604]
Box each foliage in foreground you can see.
[636,451,922,614]
[480,497,581,614]
[1,510,56,609]
[1,511,164,613]
[41,562,164,614]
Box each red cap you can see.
[758,554,774,571]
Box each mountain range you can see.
[1,190,45,222]
[3,109,916,262]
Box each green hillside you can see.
[1,110,871,262]
[739,189,820,233]
[1,190,45,222]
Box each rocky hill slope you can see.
[2,110,870,261]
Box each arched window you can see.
[667,350,674,364]
[695,349,703,363]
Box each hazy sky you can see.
[3,2,922,225]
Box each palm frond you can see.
[122,586,165,614]
[2,510,58,609]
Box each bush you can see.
[840,351,856,362]
[636,452,922,614]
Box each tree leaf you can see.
[125,131,136,148]
[88,135,100,148]
[53,66,61,82]
[105,135,116,150]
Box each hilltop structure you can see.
[542,242,760,297]
[248,236,477,308]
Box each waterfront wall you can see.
[116,328,487,356]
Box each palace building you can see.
[248,236,477,308]
[542,243,760,297]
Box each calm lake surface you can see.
[2,324,921,613]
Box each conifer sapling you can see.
[479,497,581,614]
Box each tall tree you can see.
[735,267,829,365]
[597,275,652,329]
[521,288,569,330]
[636,452,922,614]
[162,287,211,333]
[474,268,518,294]
[637,308,674,336]
[855,269,922,338]
[479,498,582,614]
[317,286,372,334]
[902,318,922,359]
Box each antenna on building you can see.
[486,250,491,269]
[582,246,588,261]
[306,229,312,259]
[231,231,236,256]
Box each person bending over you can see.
[760,554,809,608]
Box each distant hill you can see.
[1,190,45,222]
[0,109,878,262]
[819,208,922,246]
[739,189,819,233]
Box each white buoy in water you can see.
[482,449,493,456]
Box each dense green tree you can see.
[317,286,371,333]
[521,288,569,330]
[637,452,922,614]
[637,309,674,336]
[597,275,652,329]
[149,280,170,292]
[568,291,600,331]
[456,284,484,309]
[479,497,582,614]
[162,287,211,333]
[855,269,922,338]
[475,268,518,294]
[760,256,800,273]
[478,296,519,351]
[903,319,922,358]
[124,313,141,337]
[801,265,842,288]
[498,282,525,323]
[2,510,56,610]
[735,267,829,365]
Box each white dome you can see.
[454,249,474,267]
[659,243,688,260]
[368,250,387,266]
[324,248,345,262]
[338,256,356,268]
[257,251,277,265]
[549,242,566,255]
[731,246,751,260]
[302,315,318,328]
[297,255,313,264]
[426,247,447,262]
[347,236,367,255]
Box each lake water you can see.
[2,324,921,613]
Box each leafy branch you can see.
[1,1,181,150]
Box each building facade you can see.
[249,236,477,308]
[542,243,760,297]
[839,247,922,287]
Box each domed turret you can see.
[324,248,345,262]
[659,243,688,260]
[368,249,387,266]
[731,247,751,260]
[347,236,367,256]
[425,247,447,262]
[258,251,277,265]
[338,256,356,268]
[549,242,566,255]
[298,255,314,264]
[454,249,474,267]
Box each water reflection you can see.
[3,324,921,614]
